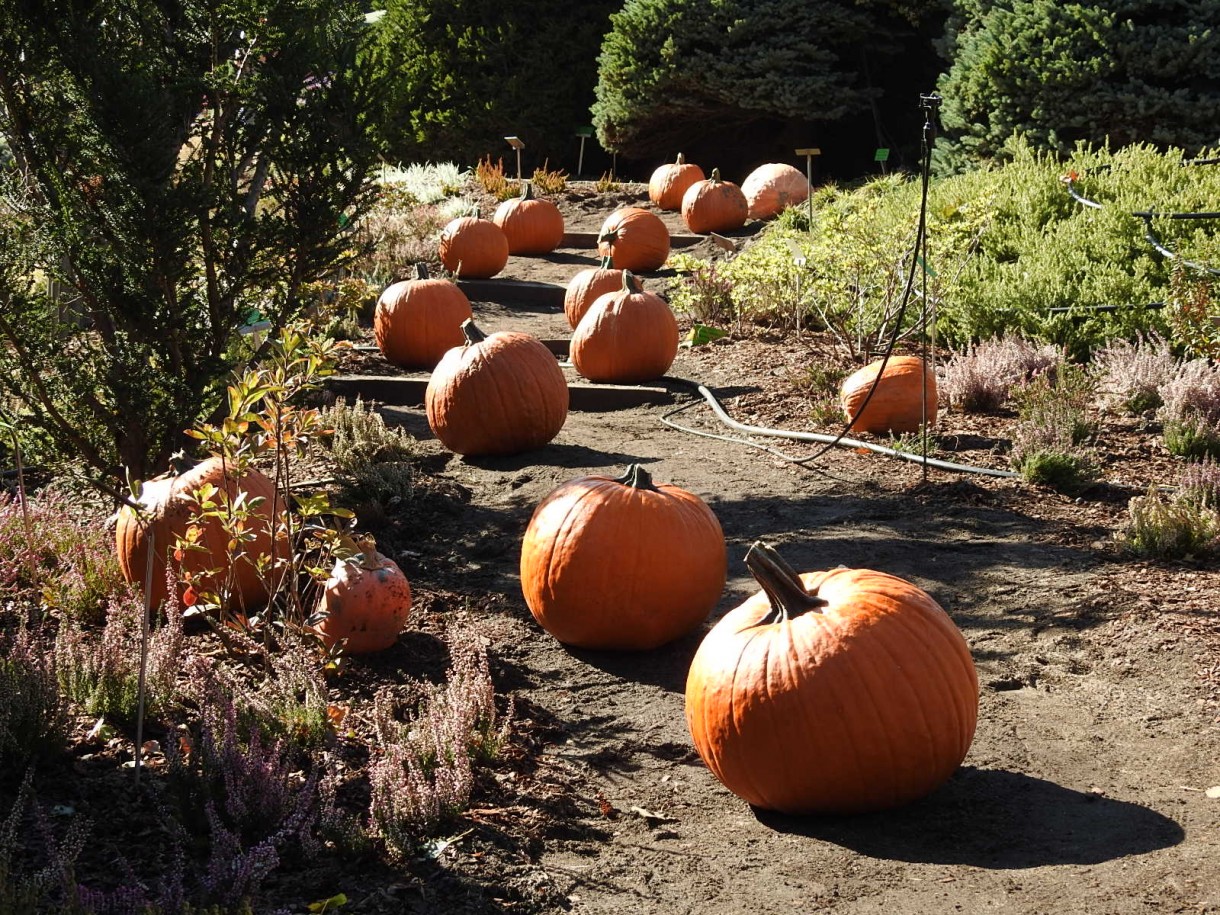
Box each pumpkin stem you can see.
[460,318,487,345]
[745,541,827,623]
[520,181,534,200]
[597,253,615,270]
[612,463,659,492]
[675,152,685,164]
[414,262,430,281]
[710,167,722,183]
[620,270,643,294]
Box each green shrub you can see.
[1118,487,1218,560]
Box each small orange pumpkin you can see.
[520,464,726,650]
[570,271,679,383]
[597,206,670,272]
[563,255,625,330]
[685,541,978,814]
[840,355,938,434]
[681,168,749,234]
[313,538,412,654]
[115,456,284,612]
[648,152,705,211]
[492,182,565,255]
[741,162,809,220]
[426,319,569,456]
[438,211,510,278]
[374,263,473,370]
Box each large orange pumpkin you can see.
[563,255,624,330]
[492,182,565,255]
[373,263,472,370]
[681,168,749,234]
[840,355,938,434]
[685,541,978,814]
[313,541,412,654]
[648,153,705,211]
[741,162,809,220]
[115,456,284,612]
[520,464,726,650]
[438,212,509,278]
[597,206,670,273]
[426,319,569,456]
[570,271,679,383]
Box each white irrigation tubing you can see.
[661,377,1021,479]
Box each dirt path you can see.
[360,187,1220,914]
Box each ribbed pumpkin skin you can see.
[742,163,810,220]
[115,457,282,612]
[681,170,749,234]
[563,257,624,329]
[597,207,670,272]
[685,564,978,814]
[438,216,509,278]
[840,355,938,434]
[492,186,565,254]
[520,467,726,650]
[374,269,472,370]
[648,153,705,211]
[570,277,679,383]
[426,325,569,456]
[314,551,412,654]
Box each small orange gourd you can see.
[840,355,938,434]
[596,206,670,273]
[313,539,412,654]
[520,464,726,650]
[648,153,705,211]
[374,263,473,370]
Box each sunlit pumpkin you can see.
[492,181,565,255]
[520,464,726,650]
[313,538,412,654]
[438,212,510,278]
[840,355,938,434]
[741,162,809,220]
[374,263,473,370]
[570,271,679,383]
[115,456,284,612]
[685,541,978,814]
[648,153,705,212]
[597,206,670,272]
[681,168,749,234]
[563,255,624,330]
[426,319,569,456]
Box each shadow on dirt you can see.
[754,766,1184,868]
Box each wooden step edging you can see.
[328,373,674,412]
[560,231,704,249]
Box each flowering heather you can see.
[369,629,512,858]
[1179,458,1220,509]
[0,626,68,771]
[940,336,1061,412]
[1158,359,1220,458]
[1091,334,1179,415]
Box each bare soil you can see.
[17,182,1220,914]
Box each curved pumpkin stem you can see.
[709,167,722,183]
[460,318,488,345]
[597,253,615,270]
[613,463,659,492]
[675,152,686,165]
[745,541,827,623]
[620,270,643,294]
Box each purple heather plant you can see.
[1179,458,1220,509]
[940,335,1061,412]
[1090,334,1179,416]
[0,626,68,771]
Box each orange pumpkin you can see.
[115,456,284,612]
[685,541,978,814]
[741,162,809,220]
[840,355,938,434]
[426,319,569,456]
[681,168,749,234]
[438,212,509,278]
[492,181,565,255]
[648,152,705,211]
[373,263,473,370]
[570,271,679,383]
[314,540,412,654]
[520,464,726,650]
[563,255,624,330]
[596,206,670,273]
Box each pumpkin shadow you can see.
[562,623,706,694]
[753,766,1184,868]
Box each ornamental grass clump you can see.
[1118,487,1218,560]
[0,627,68,772]
[1090,334,1178,416]
[939,335,1061,413]
[368,629,511,858]
[1158,359,1220,460]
